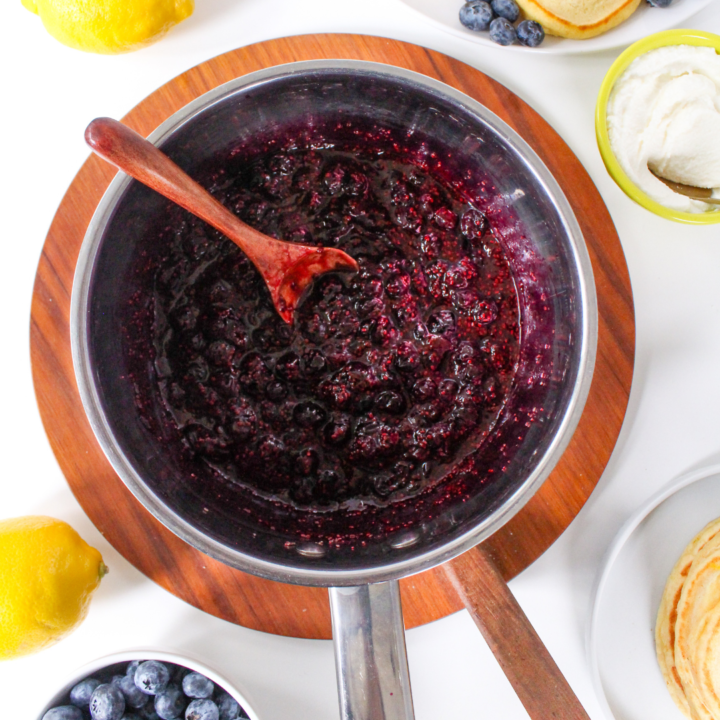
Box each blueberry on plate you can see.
[134,661,171,695]
[489,16,517,45]
[646,0,672,6]
[516,19,545,46]
[70,678,102,707]
[43,707,84,720]
[490,0,519,21]
[90,684,126,720]
[459,1,494,31]
[185,699,220,720]
[182,673,214,699]
[155,686,186,720]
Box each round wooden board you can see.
[30,34,634,640]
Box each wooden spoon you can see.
[444,546,591,720]
[85,118,359,324]
[649,167,720,206]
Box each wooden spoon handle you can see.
[85,118,357,325]
[84,117,270,266]
[443,546,591,720]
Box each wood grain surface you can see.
[30,34,634,640]
[444,546,591,720]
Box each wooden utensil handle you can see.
[84,117,267,263]
[444,546,591,720]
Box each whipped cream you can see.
[607,45,720,213]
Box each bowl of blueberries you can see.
[37,650,260,720]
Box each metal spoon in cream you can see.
[649,167,720,206]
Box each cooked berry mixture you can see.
[123,120,521,511]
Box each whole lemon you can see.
[21,0,194,54]
[0,516,107,661]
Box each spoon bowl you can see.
[648,166,720,206]
[84,118,358,323]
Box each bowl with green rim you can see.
[596,29,720,225]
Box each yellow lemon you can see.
[0,516,107,661]
[21,0,193,54]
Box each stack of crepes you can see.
[657,518,720,719]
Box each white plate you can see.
[588,463,720,720]
[398,0,716,54]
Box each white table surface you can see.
[3,2,720,718]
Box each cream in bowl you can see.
[606,43,720,213]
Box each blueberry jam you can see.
[122,119,521,513]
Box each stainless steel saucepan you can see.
[71,61,596,720]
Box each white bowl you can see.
[36,649,262,720]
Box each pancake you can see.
[692,602,720,719]
[674,533,720,720]
[514,0,642,39]
[656,519,720,719]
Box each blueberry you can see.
[90,684,126,720]
[171,665,190,686]
[215,692,244,720]
[293,401,327,428]
[427,310,455,335]
[43,707,84,720]
[394,341,421,371]
[374,390,406,414]
[412,377,437,401]
[516,19,545,46]
[646,0,672,6]
[274,351,302,381]
[155,686,186,720]
[458,1,493,31]
[302,348,326,375]
[185,699,219,720]
[134,661,171,695]
[138,704,161,720]
[489,16,517,45]
[490,0,519,21]
[265,380,288,401]
[322,415,351,446]
[182,673,214,699]
[70,678,101,707]
[433,206,457,229]
[459,208,488,240]
[115,675,150,709]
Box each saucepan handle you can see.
[329,581,415,720]
[444,545,591,720]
